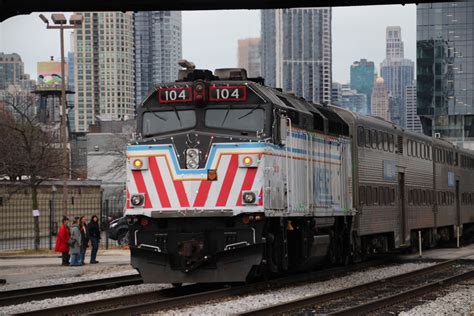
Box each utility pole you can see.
[39,13,83,216]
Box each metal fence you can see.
[0,195,125,251]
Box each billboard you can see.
[36,61,66,91]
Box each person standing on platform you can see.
[54,216,70,266]
[69,217,82,266]
[79,216,88,265]
[87,215,101,264]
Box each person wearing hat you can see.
[54,216,71,266]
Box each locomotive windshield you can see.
[143,110,196,136]
[205,108,264,132]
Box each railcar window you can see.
[371,130,377,149]
[359,186,365,206]
[142,110,196,136]
[407,140,412,156]
[358,127,365,147]
[377,132,383,150]
[365,128,371,148]
[455,153,458,166]
[389,135,394,152]
[373,187,378,205]
[379,186,384,205]
[366,186,373,205]
[384,187,389,205]
[390,188,395,205]
[408,190,413,205]
[383,133,388,151]
[423,190,427,205]
[421,144,425,159]
[205,108,265,132]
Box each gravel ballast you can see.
[1,283,169,315]
[158,263,435,315]
[399,285,474,316]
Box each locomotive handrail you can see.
[138,244,162,252]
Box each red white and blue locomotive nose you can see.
[126,143,265,213]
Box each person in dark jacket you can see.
[87,215,101,264]
[69,217,82,266]
[54,216,70,265]
[79,216,88,265]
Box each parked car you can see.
[108,216,129,245]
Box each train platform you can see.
[0,249,133,286]
[402,243,474,260]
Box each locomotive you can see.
[126,63,474,284]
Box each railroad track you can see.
[241,259,474,315]
[15,259,389,316]
[0,274,142,307]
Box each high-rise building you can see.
[332,82,343,106]
[134,11,182,105]
[237,38,261,78]
[380,26,414,127]
[67,51,76,132]
[371,76,390,121]
[350,59,375,113]
[405,82,422,133]
[0,52,26,90]
[261,8,332,104]
[417,1,474,149]
[386,26,405,59]
[73,12,135,132]
[340,88,367,114]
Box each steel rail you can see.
[0,274,142,307]
[240,259,461,316]
[18,259,389,316]
[332,268,474,315]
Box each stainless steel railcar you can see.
[126,66,474,284]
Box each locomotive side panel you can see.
[264,128,353,217]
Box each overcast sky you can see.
[0,5,416,84]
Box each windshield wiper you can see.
[220,104,231,126]
[172,107,182,126]
[149,111,167,121]
[238,106,260,120]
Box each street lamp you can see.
[39,13,83,216]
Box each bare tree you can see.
[0,87,65,250]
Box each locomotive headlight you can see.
[130,194,145,207]
[186,148,200,169]
[242,191,257,205]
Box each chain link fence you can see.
[0,195,125,251]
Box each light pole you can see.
[39,13,83,216]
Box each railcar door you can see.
[398,172,407,245]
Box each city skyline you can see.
[0,5,416,83]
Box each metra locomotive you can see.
[126,64,474,284]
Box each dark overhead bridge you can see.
[0,0,447,22]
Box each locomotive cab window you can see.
[205,108,265,132]
[143,110,196,136]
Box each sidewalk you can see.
[0,249,133,286]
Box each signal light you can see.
[140,217,150,226]
[243,156,253,166]
[194,82,206,103]
[133,159,143,169]
[207,169,217,181]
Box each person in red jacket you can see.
[55,216,70,266]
